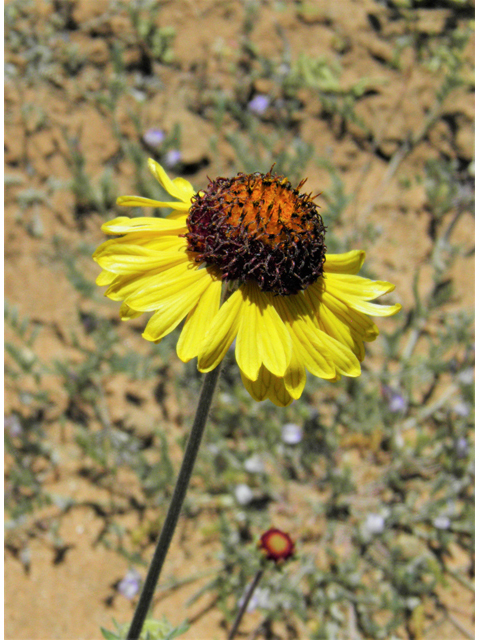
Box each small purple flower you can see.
[454,437,469,459]
[433,516,450,530]
[117,569,141,599]
[389,394,406,412]
[382,385,407,413]
[248,94,270,115]
[453,402,470,417]
[281,423,303,445]
[143,128,165,148]
[164,149,181,167]
[4,414,22,437]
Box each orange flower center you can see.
[218,174,317,244]
[185,170,326,296]
[259,528,295,563]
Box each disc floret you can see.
[185,170,326,295]
[259,528,295,563]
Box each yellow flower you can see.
[93,159,401,407]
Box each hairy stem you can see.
[227,569,264,640]
[127,365,222,640]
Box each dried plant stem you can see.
[227,569,264,640]
[445,611,475,640]
[126,366,222,640]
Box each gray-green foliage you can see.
[101,616,189,640]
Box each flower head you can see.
[381,385,407,413]
[143,128,165,148]
[93,160,401,406]
[4,414,23,437]
[281,422,303,444]
[165,149,182,167]
[259,528,295,563]
[433,515,451,530]
[117,569,141,599]
[186,170,326,295]
[454,436,469,458]
[248,94,270,115]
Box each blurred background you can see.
[4,1,474,639]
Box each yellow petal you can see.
[331,292,402,317]
[313,327,361,377]
[324,250,365,274]
[273,295,336,379]
[116,195,190,211]
[282,345,307,399]
[94,243,187,275]
[142,275,212,342]
[105,258,192,302]
[166,209,191,220]
[241,368,271,402]
[300,286,364,374]
[325,272,396,301]
[320,289,380,342]
[119,302,143,320]
[139,235,186,252]
[96,269,117,286]
[94,233,187,261]
[101,216,187,235]
[318,303,365,361]
[235,294,262,381]
[235,283,292,381]
[241,365,296,406]
[177,277,222,362]
[257,290,293,377]
[267,377,294,407]
[276,293,361,378]
[304,285,365,360]
[171,177,196,203]
[147,159,195,204]
[125,263,210,312]
[197,289,243,372]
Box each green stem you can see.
[126,366,222,640]
[227,569,264,640]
